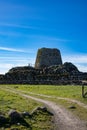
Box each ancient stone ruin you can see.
[35,48,62,69]
[0,47,87,85]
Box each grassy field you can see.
[3,84,87,103]
[0,84,87,129]
[15,84,87,120]
[0,88,54,130]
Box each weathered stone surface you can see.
[35,48,62,69]
[31,106,53,116]
[0,115,8,125]
[63,62,79,72]
[69,106,76,109]
[22,111,31,118]
[8,110,23,124]
[0,48,87,85]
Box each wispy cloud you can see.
[0,57,35,74]
[63,54,87,72]
[30,35,69,42]
[0,53,35,74]
[75,64,87,72]
[42,36,69,42]
[0,1,40,19]
[0,53,87,74]
[0,63,13,69]
[0,56,35,63]
[0,31,21,37]
[0,63,13,74]
[0,29,69,44]
[0,60,35,74]
[63,54,87,64]
[0,23,39,30]
[0,47,26,53]
[0,46,35,53]
[0,63,27,74]
[0,23,71,43]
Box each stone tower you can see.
[35,48,62,69]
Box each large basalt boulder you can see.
[8,110,23,124]
[35,48,62,69]
[0,115,8,126]
[63,62,79,72]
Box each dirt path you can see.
[15,90,87,109]
[1,88,87,130]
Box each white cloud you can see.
[0,63,13,74]
[0,53,87,74]
[0,56,35,61]
[0,63,27,74]
[0,46,36,74]
[0,23,39,30]
[77,65,87,72]
[29,35,69,42]
[0,23,70,44]
[63,54,87,72]
[0,46,26,52]
[0,63,12,69]
[0,56,35,74]
[63,54,87,64]
[0,46,35,53]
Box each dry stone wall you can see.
[35,48,62,69]
[0,48,87,85]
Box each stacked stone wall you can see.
[35,48,62,69]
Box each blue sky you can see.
[0,0,87,74]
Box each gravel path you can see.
[18,90,87,109]
[1,88,87,130]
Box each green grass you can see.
[0,88,54,130]
[4,84,87,103]
[0,85,87,122]
[0,89,41,114]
